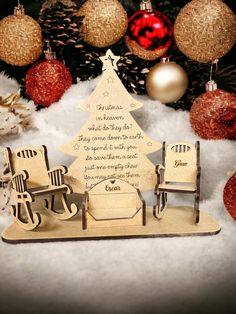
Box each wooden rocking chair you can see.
[153,142,201,224]
[5,146,78,230]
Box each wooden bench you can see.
[82,178,146,229]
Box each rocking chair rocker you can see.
[5,146,78,230]
[153,142,201,224]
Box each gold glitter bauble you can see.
[78,0,128,48]
[174,0,236,63]
[146,60,188,104]
[0,13,43,66]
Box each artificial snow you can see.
[0,74,235,314]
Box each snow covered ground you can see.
[0,73,235,314]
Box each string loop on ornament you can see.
[44,41,56,60]
[210,59,219,82]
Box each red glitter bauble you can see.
[26,59,72,107]
[190,89,236,140]
[223,172,236,220]
[125,10,173,60]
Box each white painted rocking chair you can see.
[153,142,201,223]
[5,146,78,230]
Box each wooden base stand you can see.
[1,206,220,243]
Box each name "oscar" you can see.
[105,185,121,192]
[174,160,188,168]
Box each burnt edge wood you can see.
[5,146,78,230]
[82,178,146,228]
[1,228,221,245]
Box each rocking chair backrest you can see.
[164,142,198,184]
[6,146,50,189]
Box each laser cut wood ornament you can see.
[61,50,161,193]
[1,143,221,242]
[4,146,78,230]
[0,51,221,243]
[81,178,146,230]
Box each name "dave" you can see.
[174,160,188,168]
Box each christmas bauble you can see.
[0,4,43,66]
[223,172,236,220]
[26,59,72,107]
[78,0,128,48]
[190,87,236,139]
[146,59,188,103]
[125,5,173,60]
[174,0,236,63]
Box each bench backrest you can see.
[87,178,140,220]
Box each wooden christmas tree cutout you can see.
[61,49,161,193]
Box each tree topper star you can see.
[100,49,120,71]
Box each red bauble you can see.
[190,89,236,140]
[26,59,72,107]
[223,172,236,220]
[125,9,173,60]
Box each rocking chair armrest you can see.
[155,164,165,186]
[11,170,29,193]
[155,164,165,175]
[48,165,68,175]
[48,166,68,186]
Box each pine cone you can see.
[117,51,151,95]
[38,2,83,50]
[38,1,102,82]
[62,42,103,81]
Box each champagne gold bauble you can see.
[0,4,43,66]
[146,59,188,104]
[174,0,236,63]
[78,0,128,48]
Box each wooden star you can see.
[103,91,109,97]
[107,77,114,84]
[100,49,120,71]
[73,144,80,150]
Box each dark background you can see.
[0,0,235,65]
[0,0,235,110]
[0,0,235,19]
